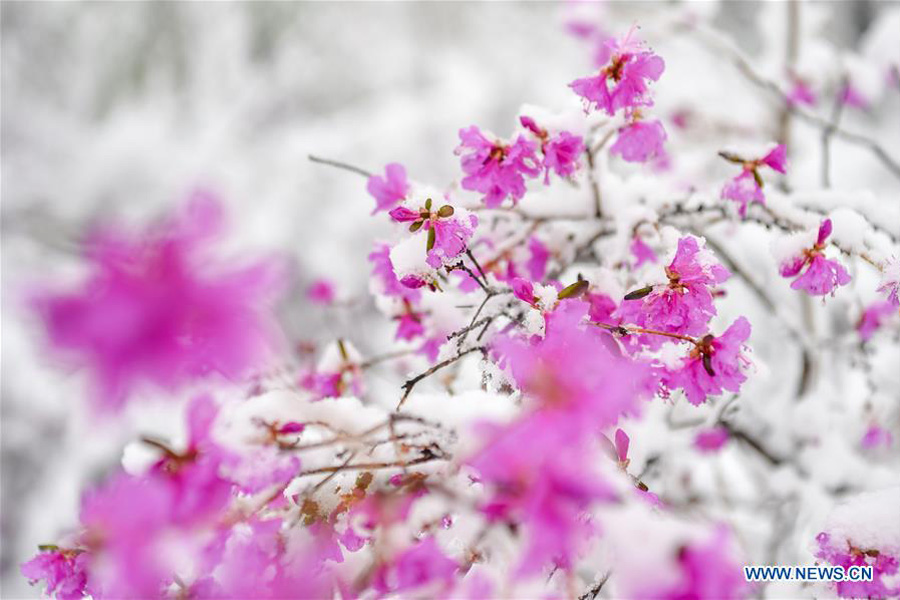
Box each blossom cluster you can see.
[18,9,900,600]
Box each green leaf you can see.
[623,285,654,300]
[558,279,589,299]
[702,353,716,377]
[424,197,433,211]
[427,226,436,252]
[752,168,764,189]
[437,205,455,218]
[409,220,423,233]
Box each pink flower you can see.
[663,317,752,406]
[367,163,409,214]
[815,531,899,598]
[372,537,458,594]
[779,219,851,296]
[395,310,425,341]
[631,235,657,267]
[30,192,286,411]
[840,82,870,109]
[21,549,91,600]
[469,414,617,575]
[587,292,619,325]
[694,427,730,452]
[857,301,896,341]
[861,425,893,450]
[390,198,479,269]
[787,79,817,107]
[614,428,630,464]
[455,125,541,207]
[610,119,667,163]
[368,243,421,302]
[658,526,748,599]
[619,236,730,339]
[520,116,585,182]
[569,29,665,116]
[307,278,336,305]
[510,277,537,306]
[720,144,787,216]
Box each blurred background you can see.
[1,2,896,597]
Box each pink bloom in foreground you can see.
[31,192,286,411]
[659,526,748,599]
[619,236,730,339]
[610,119,667,163]
[663,317,752,406]
[367,163,409,214]
[569,28,665,115]
[779,219,851,296]
[456,125,541,207]
[21,549,91,600]
[720,144,787,217]
[695,426,730,453]
[307,278,336,305]
[373,537,458,595]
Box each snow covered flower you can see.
[369,243,421,302]
[389,197,478,269]
[367,163,409,214]
[694,427,730,453]
[30,192,286,411]
[719,144,787,217]
[778,219,851,296]
[610,118,667,163]
[815,488,900,599]
[455,125,541,207]
[569,27,665,115]
[519,115,585,182]
[663,317,752,406]
[618,236,730,339]
[661,526,748,599]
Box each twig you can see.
[585,146,604,218]
[297,453,447,477]
[592,321,700,346]
[308,154,373,178]
[397,346,485,410]
[578,573,611,600]
[466,249,489,284]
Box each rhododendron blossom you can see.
[455,125,541,207]
[367,163,409,213]
[610,118,667,163]
[618,235,730,339]
[779,219,851,296]
[570,28,665,115]
[720,144,787,216]
[663,317,752,406]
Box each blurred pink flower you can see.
[31,192,286,411]
[610,119,667,163]
[21,549,91,600]
[720,144,786,217]
[857,301,895,341]
[307,278,336,305]
[694,427,730,452]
